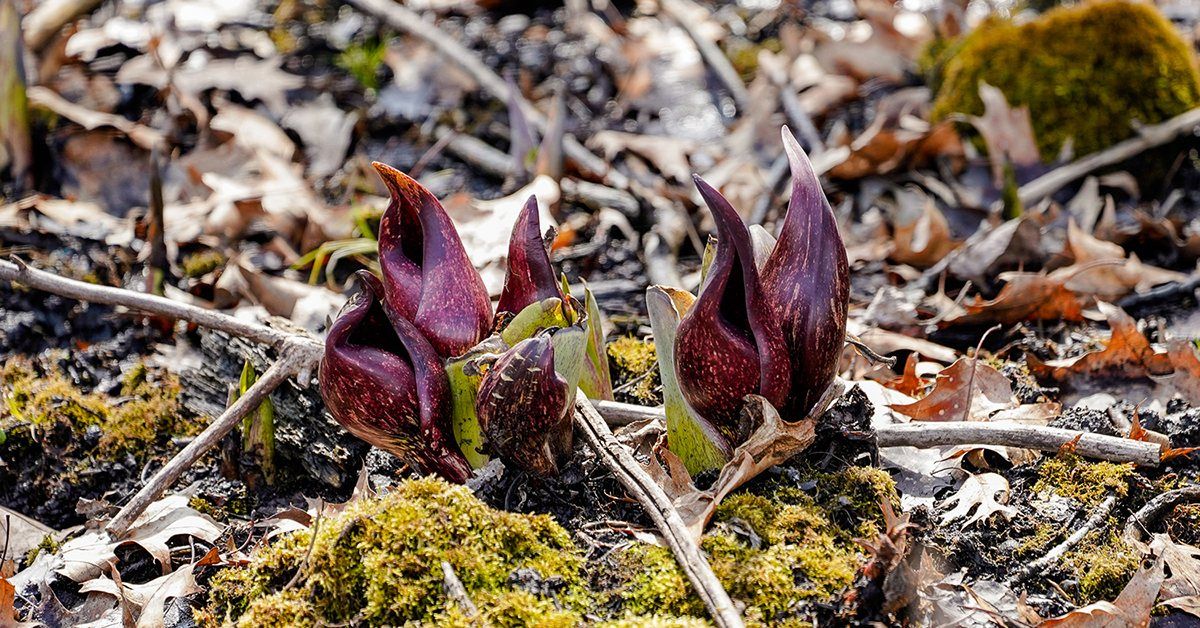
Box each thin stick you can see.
[574,394,744,628]
[1013,493,1118,583]
[874,422,1160,466]
[591,400,1162,466]
[343,0,628,190]
[441,561,480,619]
[20,0,102,50]
[0,257,321,357]
[659,0,750,113]
[106,340,317,537]
[1124,485,1200,543]
[998,107,1200,211]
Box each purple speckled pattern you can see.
[760,128,851,418]
[674,175,792,447]
[476,332,574,478]
[319,270,471,483]
[496,196,562,316]
[373,162,493,359]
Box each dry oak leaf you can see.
[1028,302,1174,384]
[890,357,1018,422]
[968,82,1040,186]
[890,197,959,268]
[944,269,1087,327]
[1151,533,1200,618]
[884,353,929,398]
[1056,220,1189,302]
[1039,555,1163,627]
[938,472,1017,528]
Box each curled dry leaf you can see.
[1028,302,1174,383]
[1039,555,1163,627]
[1055,220,1189,301]
[1151,533,1200,617]
[967,82,1041,186]
[938,472,1017,528]
[943,269,1087,326]
[890,357,1054,423]
[883,353,929,398]
[889,196,959,268]
[54,495,223,583]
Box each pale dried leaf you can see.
[939,472,1017,527]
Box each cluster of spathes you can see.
[319,128,849,480]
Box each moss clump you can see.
[202,478,593,627]
[1033,453,1133,507]
[930,0,1200,157]
[0,359,191,458]
[607,335,661,404]
[181,250,227,278]
[1166,503,1200,546]
[1063,528,1139,602]
[23,534,60,565]
[615,466,897,624]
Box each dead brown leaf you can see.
[1028,302,1174,383]
[884,353,928,397]
[890,195,959,268]
[945,270,1087,326]
[890,357,1023,422]
[1039,555,1163,627]
[968,82,1040,186]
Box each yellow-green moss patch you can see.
[1033,453,1133,507]
[613,466,896,625]
[930,0,1200,157]
[201,478,593,627]
[181,250,227,278]
[1063,527,1139,603]
[0,358,191,458]
[607,335,660,404]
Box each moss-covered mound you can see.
[930,0,1200,157]
[201,468,898,627]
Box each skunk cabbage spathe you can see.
[496,196,562,317]
[674,175,792,448]
[374,162,493,359]
[320,270,472,483]
[761,128,850,418]
[665,127,850,470]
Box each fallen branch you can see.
[0,257,320,357]
[660,0,750,113]
[21,0,102,51]
[106,339,320,537]
[344,0,628,190]
[999,106,1200,211]
[1013,493,1118,583]
[1124,485,1200,544]
[574,394,744,628]
[875,422,1161,466]
[592,400,1163,466]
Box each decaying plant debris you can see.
[7,0,1200,626]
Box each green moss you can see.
[931,0,1200,157]
[203,478,593,627]
[0,359,193,459]
[23,534,60,565]
[181,250,227,278]
[1016,522,1062,558]
[607,335,660,404]
[336,39,388,91]
[1034,453,1133,506]
[724,38,782,84]
[1063,528,1139,602]
[614,466,896,624]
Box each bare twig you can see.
[845,335,898,369]
[591,400,1162,466]
[441,561,480,619]
[996,106,1200,211]
[659,0,750,113]
[574,394,744,628]
[1013,493,1118,583]
[343,0,627,190]
[1124,485,1200,544]
[874,422,1161,466]
[106,339,320,537]
[433,124,640,218]
[0,257,322,357]
[21,0,102,50]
